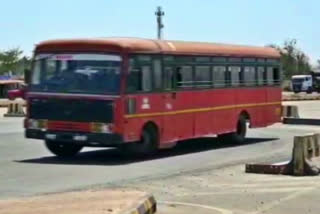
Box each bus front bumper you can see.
[25,129,124,146]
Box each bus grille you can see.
[29,98,113,123]
[48,121,90,132]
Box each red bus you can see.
[16,38,282,157]
[0,80,24,99]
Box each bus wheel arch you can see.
[141,121,159,145]
[122,121,159,156]
[236,111,250,137]
[239,110,251,127]
[218,111,249,144]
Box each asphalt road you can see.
[0,101,320,200]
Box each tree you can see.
[296,51,311,74]
[315,60,320,72]
[268,39,312,79]
[0,48,28,76]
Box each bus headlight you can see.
[28,119,48,130]
[91,123,113,134]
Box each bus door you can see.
[161,66,177,143]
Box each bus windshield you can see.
[30,54,122,95]
[292,78,305,83]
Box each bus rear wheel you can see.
[218,115,247,144]
[307,87,313,94]
[121,125,158,157]
[45,141,83,157]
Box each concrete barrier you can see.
[245,161,290,175]
[127,194,156,214]
[0,98,25,107]
[3,102,25,117]
[292,134,320,176]
[281,105,320,126]
[246,133,320,176]
[0,190,157,214]
[282,94,320,101]
[282,105,300,118]
[283,118,320,126]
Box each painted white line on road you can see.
[202,180,320,188]
[249,187,316,214]
[159,200,234,214]
[175,187,312,197]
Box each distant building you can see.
[0,75,12,80]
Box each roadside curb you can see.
[126,194,157,214]
[246,162,290,175]
[0,190,157,214]
[246,133,320,176]
[282,96,320,101]
[0,100,26,107]
[283,118,320,126]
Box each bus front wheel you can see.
[218,115,247,144]
[121,125,158,156]
[45,141,83,157]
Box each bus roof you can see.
[36,37,280,59]
[292,75,311,78]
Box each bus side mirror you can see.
[8,88,26,100]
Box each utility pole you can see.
[155,6,165,40]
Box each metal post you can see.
[155,6,165,40]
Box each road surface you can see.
[0,100,320,213]
[283,100,320,119]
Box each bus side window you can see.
[127,57,152,93]
[127,68,142,92]
[257,67,265,86]
[195,66,211,88]
[176,66,193,89]
[267,67,274,85]
[141,66,152,91]
[153,59,162,90]
[164,67,174,90]
[229,66,241,87]
[273,67,280,85]
[176,67,182,88]
[244,66,256,86]
[212,66,226,88]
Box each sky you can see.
[1,0,319,64]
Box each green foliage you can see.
[0,48,31,76]
[316,60,320,71]
[268,39,313,79]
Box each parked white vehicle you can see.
[291,75,313,93]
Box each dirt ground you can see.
[0,189,149,214]
[126,165,320,214]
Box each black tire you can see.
[293,90,300,94]
[121,125,158,156]
[307,87,313,94]
[218,115,247,144]
[45,141,83,157]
